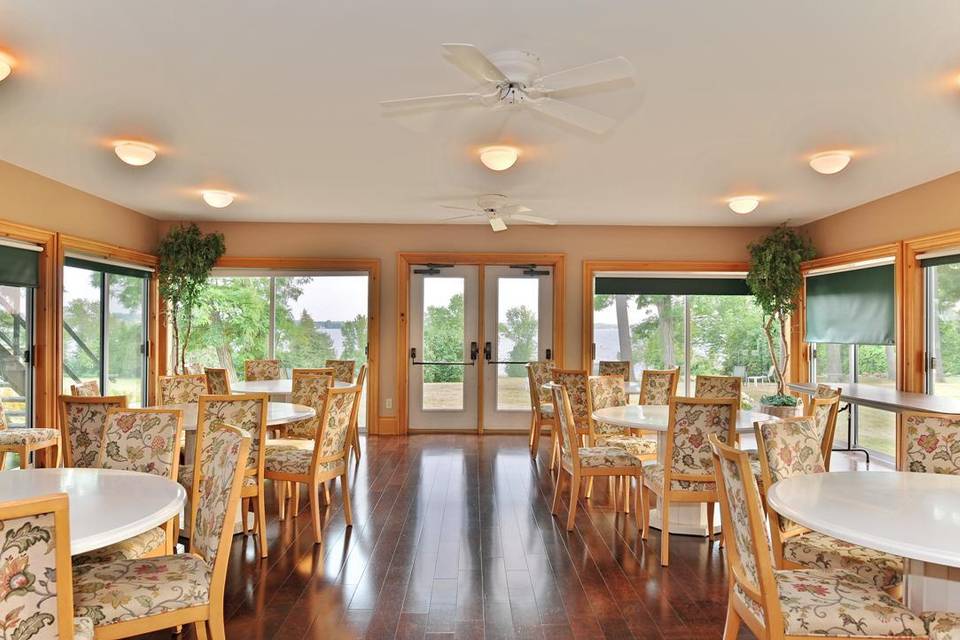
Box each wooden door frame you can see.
[396,252,565,435]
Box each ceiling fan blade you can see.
[440,205,480,212]
[442,214,481,222]
[499,204,533,217]
[510,213,557,226]
[527,97,617,134]
[535,56,634,92]
[380,92,483,108]
[488,215,508,232]
[441,43,509,84]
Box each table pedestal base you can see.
[645,502,721,537]
[905,559,960,613]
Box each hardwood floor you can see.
[139,433,886,640]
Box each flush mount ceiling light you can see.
[809,151,852,175]
[728,196,760,215]
[0,51,15,83]
[479,145,519,171]
[113,141,158,166]
[201,190,235,208]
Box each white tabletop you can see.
[0,468,185,555]
[591,404,778,433]
[231,379,352,394]
[156,402,316,431]
[767,471,960,568]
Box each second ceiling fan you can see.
[441,194,556,232]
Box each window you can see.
[62,258,150,407]
[925,260,960,400]
[0,285,33,427]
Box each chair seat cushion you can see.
[72,527,166,566]
[783,530,903,590]
[595,434,657,458]
[774,569,925,637]
[73,554,211,626]
[923,611,960,640]
[0,427,59,445]
[562,446,643,469]
[643,463,714,492]
[74,617,95,640]
[265,442,343,476]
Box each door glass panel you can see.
[928,262,960,400]
[62,265,102,395]
[106,274,146,406]
[0,285,31,427]
[496,278,538,411]
[422,277,464,411]
[189,276,271,379]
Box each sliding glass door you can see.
[62,258,150,407]
[0,285,33,427]
[924,259,960,400]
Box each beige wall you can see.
[0,160,157,252]
[159,220,768,421]
[802,170,960,256]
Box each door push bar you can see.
[410,343,478,366]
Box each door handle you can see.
[410,347,416,360]
[545,348,552,361]
[484,341,492,362]
[470,341,479,362]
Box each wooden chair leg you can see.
[276,481,287,520]
[622,476,631,514]
[240,498,250,533]
[640,484,651,540]
[292,482,301,516]
[256,491,268,558]
[309,480,323,544]
[722,599,742,640]
[352,428,361,462]
[208,607,226,640]
[549,427,559,470]
[341,473,353,526]
[585,476,594,500]
[660,498,671,566]
[566,473,581,531]
[608,477,617,509]
[18,446,27,470]
[550,468,565,515]
[528,414,538,455]
[322,482,331,505]
[194,620,209,640]
[706,502,715,541]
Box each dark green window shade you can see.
[805,264,895,345]
[920,252,960,268]
[65,257,150,279]
[0,245,40,288]
[595,277,750,296]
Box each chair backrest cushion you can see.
[640,369,677,405]
[598,360,630,381]
[551,370,589,422]
[669,399,734,479]
[159,375,206,405]
[244,359,282,381]
[527,361,557,406]
[70,380,100,397]
[201,396,265,472]
[325,359,356,384]
[205,368,231,395]
[193,426,247,568]
[695,375,741,399]
[100,409,180,477]
[588,375,627,436]
[288,370,334,438]
[904,412,960,475]
[62,397,125,468]
[317,389,356,464]
[757,417,825,532]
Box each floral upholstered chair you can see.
[0,494,93,639]
[74,425,250,640]
[549,370,590,470]
[709,434,926,640]
[549,384,645,531]
[640,396,738,566]
[59,395,127,468]
[183,362,205,375]
[598,360,630,381]
[525,361,557,457]
[158,374,207,405]
[0,398,61,470]
[72,408,184,566]
[324,359,356,384]
[282,368,335,440]
[807,386,841,468]
[638,367,680,405]
[244,358,282,381]
[901,410,960,475]
[346,364,367,463]
[204,368,231,395]
[754,417,903,595]
[265,386,357,544]
[694,374,742,400]
[70,379,100,396]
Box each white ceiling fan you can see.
[381,44,634,134]
[441,194,557,232]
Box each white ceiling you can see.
[1,1,960,226]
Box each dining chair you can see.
[637,367,680,405]
[807,385,841,468]
[264,386,357,544]
[70,379,101,396]
[204,368,231,395]
[549,384,645,531]
[324,359,356,384]
[708,434,926,640]
[74,425,250,640]
[694,374,742,400]
[59,395,127,468]
[640,396,738,566]
[0,397,61,470]
[346,363,367,463]
[72,408,184,566]
[244,358,282,381]
[284,368,335,440]
[184,362,205,375]
[0,493,94,639]
[525,361,556,456]
[598,360,630,381]
[900,410,960,474]
[158,374,207,405]
[549,369,590,469]
[753,417,903,595]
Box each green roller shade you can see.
[0,245,40,288]
[805,264,895,345]
[920,252,960,268]
[65,256,150,279]
[595,276,750,296]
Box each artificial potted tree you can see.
[746,224,816,418]
[157,223,226,374]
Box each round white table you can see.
[591,404,779,536]
[767,471,960,613]
[0,468,185,555]
[231,379,352,394]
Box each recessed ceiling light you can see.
[201,190,236,208]
[0,51,15,83]
[728,196,760,215]
[809,151,851,175]
[113,141,158,166]
[479,145,519,171]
